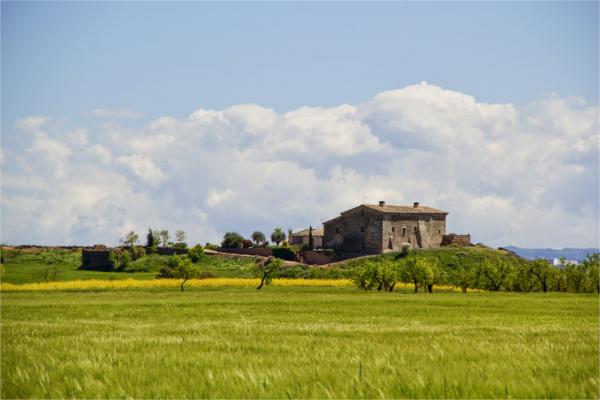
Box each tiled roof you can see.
[291,228,324,237]
[362,204,448,214]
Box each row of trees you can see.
[221,228,290,248]
[353,252,600,293]
[120,229,187,249]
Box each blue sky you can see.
[1,2,598,247]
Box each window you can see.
[391,227,395,233]
[402,227,406,236]
[413,226,417,233]
[361,210,364,216]
[438,229,441,234]
[360,226,365,233]
[335,227,340,234]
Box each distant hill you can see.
[502,246,599,262]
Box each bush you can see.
[272,246,296,261]
[221,232,244,249]
[157,266,177,279]
[188,244,205,262]
[242,239,253,248]
[205,243,220,251]
[173,242,188,250]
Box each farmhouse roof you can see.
[324,203,448,224]
[361,203,448,215]
[291,227,324,237]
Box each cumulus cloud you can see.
[91,108,143,119]
[2,83,598,247]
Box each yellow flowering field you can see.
[0,278,479,292]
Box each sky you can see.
[1,1,598,248]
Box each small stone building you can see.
[323,201,448,253]
[289,227,323,248]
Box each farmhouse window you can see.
[335,227,340,233]
[402,227,406,236]
[360,226,365,233]
[413,226,417,233]
[391,227,395,233]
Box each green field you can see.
[1,287,598,399]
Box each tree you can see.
[171,256,201,292]
[251,231,266,245]
[146,228,158,252]
[256,256,283,290]
[562,258,586,292]
[448,264,476,293]
[174,230,188,249]
[159,230,170,247]
[221,232,244,248]
[582,253,600,293]
[188,244,204,262]
[175,230,187,244]
[529,259,553,292]
[399,254,425,293]
[476,258,512,291]
[120,231,139,254]
[419,257,443,293]
[271,228,286,246]
[308,226,314,250]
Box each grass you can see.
[1,287,598,398]
[0,249,259,284]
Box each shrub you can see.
[205,243,220,251]
[188,244,205,262]
[272,246,295,261]
[221,232,244,249]
[242,239,253,248]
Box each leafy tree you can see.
[562,258,586,292]
[448,263,477,293]
[159,230,170,247]
[271,228,286,246]
[476,258,512,291]
[511,262,536,292]
[352,262,379,290]
[582,253,600,293]
[419,257,444,293]
[120,231,139,255]
[221,232,244,248]
[529,259,553,292]
[146,228,158,253]
[171,256,202,291]
[188,244,204,262]
[175,230,187,244]
[256,256,283,290]
[251,231,266,245]
[399,254,425,293]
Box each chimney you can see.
[379,201,385,207]
[413,201,419,208]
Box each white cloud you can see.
[205,188,236,207]
[2,83,598,247]
[16,116,49,134]
[117,154,166,185]
[92,108,143,119]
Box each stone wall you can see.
[81,249,112,271]
[217,247,273,257]
[298,250,336,265]
[323,207,383,253]
[441,234,471,246]
[156,247,188,256]
[324,206,447,253]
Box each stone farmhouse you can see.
[289,227,324,248]
[323,201,466,253]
